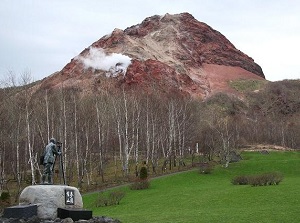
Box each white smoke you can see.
[77,47,132,77]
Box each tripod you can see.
[53,144,66,185]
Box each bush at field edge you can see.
[232,172,284,186]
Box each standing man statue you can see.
[42,138,61,184]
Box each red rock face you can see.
[178,13,264,77]
[39,12,265,99]
[122,59,203,97]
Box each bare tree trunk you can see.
[61,97,69,183]
[145,98,150,164]
[150,115,158,174]
[45,90,50,141]
[16,115,22,198]
[123,90,130,176]
[19,71,36,184]
[84,124,90,187]
[134,100,140,177]
[26,104,36,184]
[167,101,176,170]
[0,147,5,194]
[113,101,123,174]
[96,101,104,182]
[73,95,80,186]
[63,96,68,182]
[281,121,286,147]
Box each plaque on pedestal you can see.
[57,208,92,221]
[3,204,37,219]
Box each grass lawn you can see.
[83,151,300,223]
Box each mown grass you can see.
[83,151,300,223]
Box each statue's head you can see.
[50,138,56,144]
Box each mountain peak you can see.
[41,13,265,98]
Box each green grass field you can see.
[83,151,300,223]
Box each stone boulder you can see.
[19,185,83,220]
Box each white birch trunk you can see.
[123,90,129,175]
[96,101,104,182]
[84,125,90,186]
[73,95,80,184]
[63,98,67,179]
[26,106,36,184]
[113,101,123,168]
[145,98,150,164]
[45,90,50,141]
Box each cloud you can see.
[77,47,132,77]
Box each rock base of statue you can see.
[19,185,83,220]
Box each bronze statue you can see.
[41,138,61,184]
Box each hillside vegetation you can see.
[0,78,299,198]
[83,151,300,223]
[229,79,267,92]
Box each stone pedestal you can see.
[19,185,83,220]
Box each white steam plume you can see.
[77,47,131,77]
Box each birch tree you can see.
[73,94,80,185]
[19,71,36,184]
[95,97,108,182]
[112,89,141,176]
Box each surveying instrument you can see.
[54,141,66,185]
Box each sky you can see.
[0,0,299,83]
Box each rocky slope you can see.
[37,12,265,99]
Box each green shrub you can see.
[95,191,125,207]
[269,171,284,185]
[250,172,283,186]
[139,166,148,180]
[95,193,109,207]
[231,175,251,185]
[130,180,150,190]
[130,163,150,190]
[199,162,213,174]
[0,191,10,201]
[109,191,126,205]
[249,175,264,186]
[232,172,283,186]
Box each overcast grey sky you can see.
[0,0,299,82]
